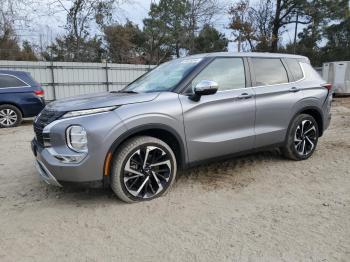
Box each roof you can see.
[0,70,29,76]
[0,70,37,87]
[188,52,307,59]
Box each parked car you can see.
[0,70,45,128]
[31,52,332,203]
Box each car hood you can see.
[45,92,160,112]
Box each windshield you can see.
[124,58,203,93]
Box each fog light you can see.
[47,148,87,164]
[54,154,86,163]
[66,125,88,153]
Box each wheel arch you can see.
[289,106,324,138]
[0,102,24,117]
[104,124,187,182]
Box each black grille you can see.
[33,109,64,146]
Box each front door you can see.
[179,57,256,163]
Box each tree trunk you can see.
[271,0,282,52]
[176,42,180,58]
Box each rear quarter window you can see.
[0,75,28,88]
[285,58,304,81]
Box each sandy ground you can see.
[0,98,349,262]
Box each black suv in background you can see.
[0,70,45,128]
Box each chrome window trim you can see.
[0,73,31,89]
[216,86,250,93]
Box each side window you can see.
[0,75,27,88]
[192,58,246,91]
[251,58,288,86]
[285,58,304,81]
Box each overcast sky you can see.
[18,0,300,52]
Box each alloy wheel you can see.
[294,120,317,156]
[0,109,18,127]
[123,145,172,199]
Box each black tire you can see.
[110,136,177,203]
[0,104,22,128]
[282,114,319,160]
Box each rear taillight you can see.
[322,83,332,91]
[34,90,44,97]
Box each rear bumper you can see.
[324,113,331,131]
[22,98,45,118]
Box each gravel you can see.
[0,98,349,262]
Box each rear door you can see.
[250,57,303,148]
[179,57,256,163]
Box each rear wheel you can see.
[283,114,319,160]
[110,136,177,203]
[0,104,22,128]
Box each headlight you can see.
[66,125,88,153]
[61,106,118,119]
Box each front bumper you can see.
[34,159,62,187]
[31,140,61,186]
[31,110,128,185]
[31,138,103,184]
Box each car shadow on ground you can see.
[18,117,286,204]
[21,119,34,126]
[32,148,284,205]
[176,148,284,190]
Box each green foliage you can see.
[321,17,350,64]
[18,41,38,61]
[191,24,228,54]
[145,0,190,59]
[0,24,37,61]
[47,34,104,62]
[104,21,145,64]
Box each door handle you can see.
[289,87,300,92]
[237,93,253,99]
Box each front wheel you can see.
[110,136,177,203]
[282,114,319,160]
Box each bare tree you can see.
[229,0,313,52]
[46,0,127,61]
[0,0,37,35]
[228,0,274,51]
[269,0,311,51]
[47,0,127,39]
[228,0,254,51]
[187,0,224,53]
[0,0,40,59]
[251,0,274,51]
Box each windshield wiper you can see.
[110,90,138,94]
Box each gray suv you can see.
[31,52,332,203]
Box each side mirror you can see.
[190,80,219,101]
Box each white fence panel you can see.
[0,60,154,100]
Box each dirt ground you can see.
[0,98,349,262]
